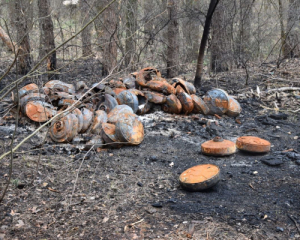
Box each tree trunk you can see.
[80,0,93,57]
[210,0,231,73]
[181,1,201,64]
[166,0,179,78]
[278,0,286,58]
[194,0,219,88]
[236,0,253,65]
[95,1,118,76]
[38,0,57,80]
[284,0,300,58]
[11,0,32,75]
[125,0,137,70]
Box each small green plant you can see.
[11,179,19,187]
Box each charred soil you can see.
[0,59,300,239]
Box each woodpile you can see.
[16,67,242,147]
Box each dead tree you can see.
[38,0,57,80]
[194,0,219,88]
[166,0,179,78]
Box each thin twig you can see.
[0,83,19,202]
[67,145,94,210]
[288,214,300,234]
[264,87,300,93]
[30,127,50,185]
[254,73,300,84]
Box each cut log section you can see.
[179,164,220,191]
[227,96,242,117]
[177,92,194,114]
[25,101,56,122]
[201,137,236,156]
[191,94,210,114]
[115,116,144,145]
[203,89,229,115]
[236,136,271,153]
[162,94,182,114]
[49,113,79,143]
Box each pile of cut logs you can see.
[17,67,241,147]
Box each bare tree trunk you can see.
[95,1,118,76]
[194,0,219,88]
[38,0,57,80]
[278,0,286,58]
[210,0,231,73]
[284,0,300,58]
[11,0,32,75]
[80,0,93,57]
[181,1,201,64]
[236,0,253,65]
[103,3,118,76]
[166,0,179,78]
[125,0,137,70]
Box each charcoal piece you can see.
[269,113,288,120]
[261,156,283,166]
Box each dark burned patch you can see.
[1,105,300,239]
[1,60,300,239]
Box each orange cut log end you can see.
[236,136,271,153]
[201,139,236,156]
[25,101,54,122]
[179,164,220,191]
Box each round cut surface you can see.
[201,138,236,156]
[236,136,271,153]
[179,164,220,191]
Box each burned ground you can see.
[0,59,300,239]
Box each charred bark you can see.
[194,0,219,88]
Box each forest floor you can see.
[0,59,300,239]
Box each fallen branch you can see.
[292,108,300,113]
[124,218,144,232]
[255,73,300,84]
[67,145,94,209]
[288,215,300,234]
[265,87,300,93]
